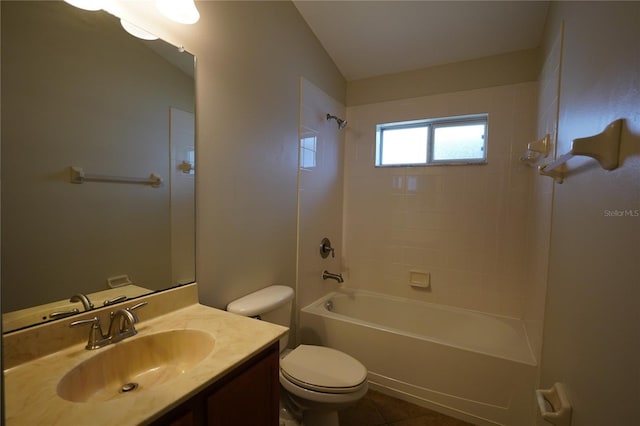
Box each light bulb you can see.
[120,19,159,41]
[156,0,200,25]
[63,0,102,11]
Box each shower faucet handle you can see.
[320,237,335,258]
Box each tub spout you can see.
[322,270,344,283]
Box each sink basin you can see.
[57,329,215,402]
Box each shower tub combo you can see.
[299,289,537,426]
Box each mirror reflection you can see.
[1,1,196,332]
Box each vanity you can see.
[3,284,287,425]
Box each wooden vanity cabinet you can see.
[149,342,280,426]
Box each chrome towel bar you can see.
[69,166,162,188]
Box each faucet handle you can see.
[320,237,336,258]
[124,301,147,322]
[69,316,100,328]
[49,308,80,319]
[127,301,148,313]
[70,316,110,350]
[103,295,127,306]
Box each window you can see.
[375,114,488,166]
[300,134,317,169]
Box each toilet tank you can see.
[226,285,294,350]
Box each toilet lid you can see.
[280,345,367,393]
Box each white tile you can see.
[342,83,542,317]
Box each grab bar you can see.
[69,166,162,188]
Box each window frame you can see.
[375,114,488,167]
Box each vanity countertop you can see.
[3,299,287,425]
[2,284,152,332]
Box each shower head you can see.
[326,113,347,130]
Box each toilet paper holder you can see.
[536,382,572,426]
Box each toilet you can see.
[227,285,368,426]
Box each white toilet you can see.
[227,285,368,426]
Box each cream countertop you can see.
[3,288,287,425]
[2,284,153,333]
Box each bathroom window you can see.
[375,114,488,166]
[300,130,318,169]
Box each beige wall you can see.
[539,2,640,425]
[347,48,540,106]
[108,1,346,309]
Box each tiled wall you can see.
[523,29,563,361]
[296,78,345,340]
[343,83,538,318]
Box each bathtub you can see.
[299,289,538,426]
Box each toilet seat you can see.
[280,345,367,394]
[279,369,369,407]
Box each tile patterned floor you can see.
[338,390,475,426]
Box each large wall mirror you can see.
[1,1,196,332]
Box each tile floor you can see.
[338,390,475,426]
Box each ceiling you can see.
[293,1,550,81]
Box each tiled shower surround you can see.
[343,83,538,318]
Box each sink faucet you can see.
[70,293,94,311]
[322,270,344,283]
[108,309,139,343]
[108,301,148,343]
[69,301,148,350]
[69,316,111,350]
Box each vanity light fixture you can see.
[156,0,200,25]
[63,0,102,11]
[65,0,201,26]
[64,0,200,40]
[120,19,159,40]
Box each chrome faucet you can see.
[108,309,139,343]
[70,293,94,311]
[108,301,147,343]
[322,270,344,283]
[69,301,147,350]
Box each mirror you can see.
[1,1,196,332]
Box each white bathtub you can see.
[299,289,538,426]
